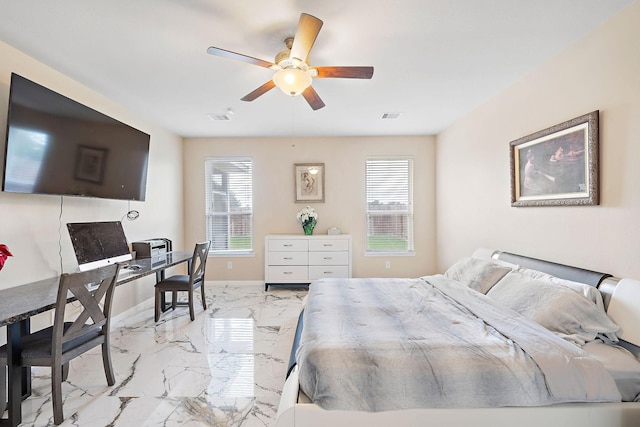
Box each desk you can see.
[0,251,192,426]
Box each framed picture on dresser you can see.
[295,163,324,203]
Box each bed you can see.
[274,249,640,427]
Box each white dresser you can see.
[264,234,352,290]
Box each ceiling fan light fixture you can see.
[272,68,312,97]
[207,13,372,110]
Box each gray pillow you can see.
[444,257,512,294]
[487,271,619,345]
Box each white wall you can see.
[436,1,640,278]
[0,41,185,330]
[183,135,437,281]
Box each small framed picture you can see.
[75,145,107,184]
[510,111,599,207]
[294,163,324,203]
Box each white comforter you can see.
[296,275,621,411]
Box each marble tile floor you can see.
[8,284,308,427]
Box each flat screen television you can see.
[2,73,150,201]
[67,221,132,271]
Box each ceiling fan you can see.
[206,13,374,110]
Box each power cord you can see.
[59,196,64,274]
[126,210,140,220]
[121,200,140,221]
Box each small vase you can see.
[302,219,317,235]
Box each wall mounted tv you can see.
[2,73,150,201]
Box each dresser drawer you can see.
[309,239,349,252]
[268,252,308,265]
[308,251,349,266]
[268,239,309,252]
[267,266,309,282]
[309,265,350,280]
[265,235,351,289]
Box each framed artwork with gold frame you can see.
[510,111,599,207]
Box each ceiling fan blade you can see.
[290,13,323,63]
[314,66,374,79]
[207,46,275,69]
[302,86,325,110]
[241,80,276,102]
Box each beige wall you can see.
[436,1,640,278]
[0,41,185,329]
[183,135,437,280]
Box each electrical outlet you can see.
[227,261,233,270]
[385,261,391,269]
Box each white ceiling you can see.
[0,0,633,138]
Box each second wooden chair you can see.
[154,241,211,322]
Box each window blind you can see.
[204,157,253,253]
[365,158,414,253]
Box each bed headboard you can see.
[495,251,612,288]
[473,248,619,306]
[485,249,640,351]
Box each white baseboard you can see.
[111,297,154,325]
[208,280,264,287]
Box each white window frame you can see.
[204,156,254,256]
[364,157,415,256]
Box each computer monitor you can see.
[67,221,132,271]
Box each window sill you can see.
[209,251,255,258]
[364,251,416,257]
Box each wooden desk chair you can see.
[0,263,122,425]
[154,241,211,322]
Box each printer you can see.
[132,238,171,258]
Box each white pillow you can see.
[513,266,606,310]
[487,271,619,345]
[444,257,512,294]
[583,341,640,402]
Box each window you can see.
[365,158,414,254]
[204,157,253,254]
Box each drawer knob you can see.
[324,271,333,274]
[323,257,332,260]
[323,244,333,247]
[284,244,293,247]
[284,272,293,275]
[284,257,293,260]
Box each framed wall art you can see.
[510,110,599,207]
[294,163,324,203]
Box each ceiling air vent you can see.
[208,113,232,121]
[208,108,234,121]
[381,112,402,119]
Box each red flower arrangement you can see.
[0,244,12,271]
